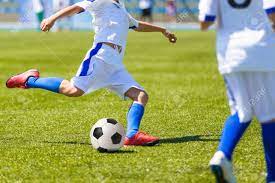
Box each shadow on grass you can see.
[43,141,136,154]
[98,150,136,154]
[160,135,219,144]
[43,141,90,146]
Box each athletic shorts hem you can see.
[224,72,275,124]
[70,78,89,94]
[122,85,145,100]
[258,114,275,123]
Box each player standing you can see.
[32,0,45,30]
[199,0,275,182]
[6,0,177,146]
[52,0,71,31]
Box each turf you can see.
[0,31,266,182]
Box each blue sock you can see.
[261,122,275,182]
[26,77,63,93]
[126,102,144,138]
[218,113,251,161]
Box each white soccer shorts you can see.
[224,72,275,123]
[71,43,144,99]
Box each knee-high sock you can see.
[261,122,275,182]
[126,102,144,138]
[218,113,251,161]
[26,77,63,93]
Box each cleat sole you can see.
[211,165,228,183]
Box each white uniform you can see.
[199,0,275,122]
[53,0,70,12]
[71,0,143,98]
[32,0,44,13]
[53,0,71,30]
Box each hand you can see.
[162,30,177,43]
[40,18,55,32]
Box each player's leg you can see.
[210,73,252,183]
[28,77,84,97]
[125,87,148,137]
[210,113,250,183]
[140,9,146,21]
[214,75,252,160]
[32,0,44,30]
[6,44,104,97]
[217,113,251,161]
[148,9,153,23]
[6,69,84,97]
[107,66,159,146]
[124,87,159,146]
[253,72,275,182]
[36,11,44,24]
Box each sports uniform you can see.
[199,0,275,123]
[53,0,71,12]
[32,0,44,14]
[6,0,160,146]
[199,0,275,182]
[53,0,71,31]
[71,0,143,98]
[32,0,44,25]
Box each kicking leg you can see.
[6,69,84,97]
[124,87,159,146]
[261,121,275,183]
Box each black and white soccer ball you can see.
[90,118,126,152]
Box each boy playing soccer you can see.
[6,0,177,146]
[199,0,275,182]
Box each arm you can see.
[200,22,214,31]
[134,21,177,43]
[268,13,275,23]
[263,0,275,30]
[40,5,83,32]
[267,13,275,31]
[198,0,217,31]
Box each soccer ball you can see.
[90,118,126,152]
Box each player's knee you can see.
[65,89,84,97]
[125,88,149,105]
[60,80,84,97]
[138,91,149,105]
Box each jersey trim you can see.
[205,15,216,21]
[75,0,95,13]
[265,7,275,14]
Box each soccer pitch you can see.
[0,31,266,182]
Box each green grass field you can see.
[0,31,266,182]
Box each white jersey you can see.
[32,0,44,13]
[75,0,139,51]
[199,0,275,74]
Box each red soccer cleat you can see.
[124,131,160,146]
[6,69,40,89]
